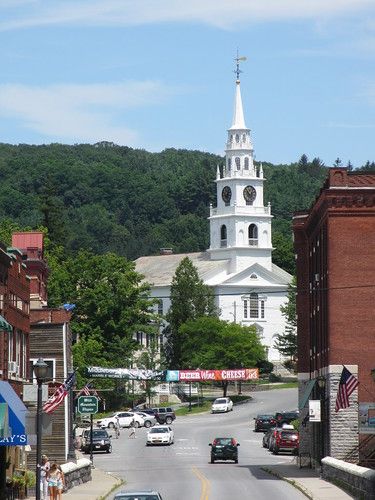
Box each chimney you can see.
[160,248,173,255]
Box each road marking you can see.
[192,466,211,500]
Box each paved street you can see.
[93,388,306,500]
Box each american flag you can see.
[335,366,359,412]
[43,372,76,414]
[75,382,92,400]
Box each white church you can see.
[135,68,292,361]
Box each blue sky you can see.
[0,1,374,167]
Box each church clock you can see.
[222,186,232,204]
[243,185,256,203]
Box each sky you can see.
[0,0,374,167]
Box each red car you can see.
[272,428,299,455]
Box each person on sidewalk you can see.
[128,417,136,438]
[56,464,65,500]
[115,416,120,438]
[40,454,50,500]
[47,462,63,500]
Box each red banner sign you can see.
[178,368,259,382]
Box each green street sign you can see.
[77,396,98,415]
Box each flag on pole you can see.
[43,372,76,414]
[74,382,92,400]
[335,366,359,412]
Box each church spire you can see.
[230,54,247,130]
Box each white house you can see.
[135,71,292,361]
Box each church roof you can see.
[134,252,229,287]
[229,80,247,130]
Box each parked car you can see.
[209,437,239,463]
[272,428,299,455]
[254,414,275,432]
[133,408,157,417]
[113,491,163,500]
[152,407,176,425]
[263,427,279,451]
[273,411,299,426]
[81,429,112,454]
[211,397,233,413]
[135,411,157,428]
[146,425,174,446]
[97,411,144,429]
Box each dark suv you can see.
[152,407,176,425]
[274,411,299,426]
[81,429,112,454]
[209,437,240,463]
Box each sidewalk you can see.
[63,466,123,499]
[261,462,353,500]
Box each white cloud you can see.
[0,81,173,144]
[0,0,373,31]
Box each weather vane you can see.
[234,50,247,80]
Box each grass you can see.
[175,401,212,416]
[272,382,298,389]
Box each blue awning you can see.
[0,381,28,446]
[299,379,317,410]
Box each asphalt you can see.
[54,459,354,500]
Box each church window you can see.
[235,134,240,143]
[228,158,231,170]
[248,224,258,246]
[250,293,259,318]
[242,134,246,142]
[243,300,248,319]
[244,157,249,169]
[250,273,257,279]
[220,225,227,247]
[235,157,240,170]
[260,300,265,319]
[230,134,233,142]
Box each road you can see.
[93,388,305,500]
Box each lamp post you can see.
[316,375,326,464]
[34,358,48,500]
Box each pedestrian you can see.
[56,464,65,500]
[47,462,63,500]
[115,416,120,439]
[128,417,136,438]
[40,454,50,500]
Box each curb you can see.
[97,473,124,500]
[261,466,314,500]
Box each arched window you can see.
[248,224,258,246]
[228,158,231,170]
[242,134,246,142]
[235,157,240,170]
[230,134,233,142]
[244,157,249,170]
[235,134,240,143]
[220,225,227,247]
[250,293,259,318]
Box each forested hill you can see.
[0,142,368,274]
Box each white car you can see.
[96,411,144,429]
[146,425,174,446]
[135,412,157,428]
[211,397,234,413]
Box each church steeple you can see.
[230,79,246,130]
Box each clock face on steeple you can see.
[222,186,232,204]
[243,185,256,203]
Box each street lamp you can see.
[34,358,48,500]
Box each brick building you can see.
[293,168,375,468]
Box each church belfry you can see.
[208,56,273,273]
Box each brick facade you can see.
[293,168,375,467]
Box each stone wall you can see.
[322,457,375,500]
[61,458,92,491]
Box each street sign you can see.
[77,396,98,415]
[309,400,321,422]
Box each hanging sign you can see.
[309,400,321,422]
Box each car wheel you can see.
[210,457,215,464]
[234,458,238,464]
[144,421,151,428]
[108,422,115,429]
[135,421,140,428]
[106,446,112,454]
[165,417,173,424]
[273,447,279,455]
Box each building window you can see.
[158,300,163,316]
[235,134,240,143]
[250,293,259,318]
[243,300,248,319]
[261,300,265,319]
[220,225,227,247]
[29,358,55,383]
[244,157,249,170]
[248,224,258,246]
[228,158,231,171]
[235,157,240,170]
[136,331,143,344]
[242,134,246,142]
[8,329,14,362]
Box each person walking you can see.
[128,416,136,438]
[56,464,65,500]
[40,454,50,500]
[47,462,63,500]
[115,416,120,439]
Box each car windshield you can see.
[258,415,273,419]
[149,427,169,434]
[88,431,108,438]
[214,399,227,404]
[213,438,235,446]
[115,496,160,500]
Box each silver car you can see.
[113,491,163,500]
[135,411,157,428]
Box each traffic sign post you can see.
[77,396,98,415]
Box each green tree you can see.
[166,257,218,368]
[274,276,297,359]
[179,317,265,396]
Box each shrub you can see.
[269,373,282,383]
